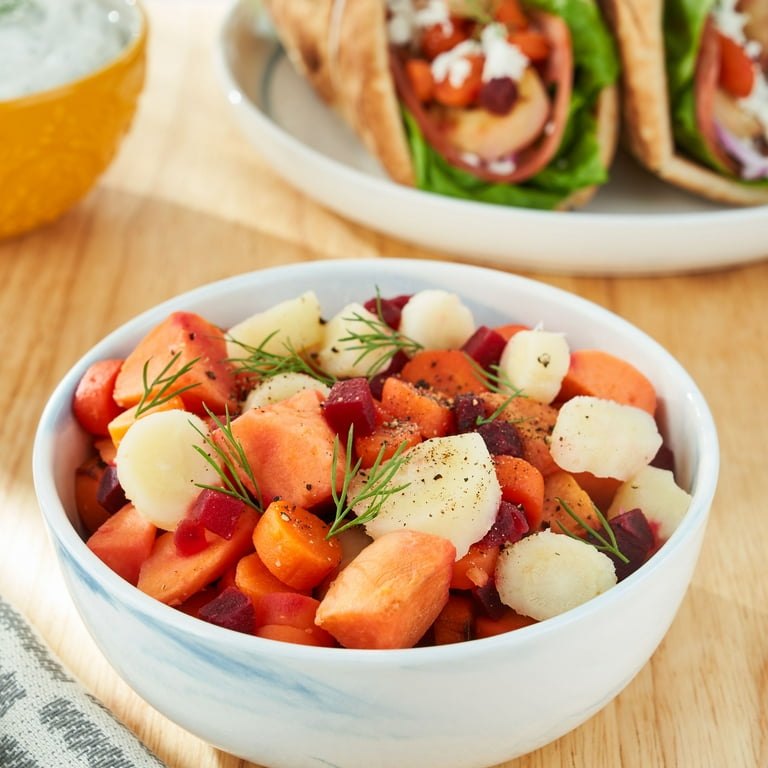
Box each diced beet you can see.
[323,377,377,437]
[192,488,244,540]
[96,464,128,514]
[472,582,507,620]
[476,420,524,457]
[603,508,655,582]
[174,516,209,556]
[650,443,676,473]
[369,350,410,399]
[479,500,529,547]
[453,393,485,433]
[198,587,255,634]
[461,325,508,370]
[363,294,412,329]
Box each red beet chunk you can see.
[174,517,208,556]
[604,508,655,582]
[192,488,244,540]
[472,582,507,620]
[453,393,485,432]
[369,350,410,399]
[198,587,255,634]
[479,500,529,547]
[363,294,412,329]
[96,465,128,515]
[650,443,676,473]
[476,421,524,457]
[461,326,507,370]
[323,377,377,437]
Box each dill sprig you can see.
[226,332,336,387]
[134,352,202,417]
[190,405,263,512]
[463,354,526,425]
[555,497,629,564]
[326,425,412,539]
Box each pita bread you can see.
[601,0,768,206]
[265,0,618,208]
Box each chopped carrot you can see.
[315,529,456,649]
[87,503,158,585]
[405,58,435,102]
[75,454,110,534]
[494,323,529,341]
[137,508,257,605]
[493,0,528,28]
[354,411,422,469]
[380,376,454,439]
[493,455,545,530]
[106,394,186,448]
[216,388,345,508]
[571,471,622,513]
[474,607,537,638]
[433,54,484,107]
[541,471,600,537]
[72,359,124,436]
[113,311,239,417]
[433,594,475,645]
[234,550,301,604]
[482,393,559,475]
[557,349,657,415]
[451,542,500,590]
[175,586,218,617]
[400,349,490,398]
[252,501,342,591]
[254,592,336,647]
[93,436,117,465]
[256,623,336,647]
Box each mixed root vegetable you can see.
[72,287,692,649]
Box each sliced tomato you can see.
[405,58,435,103]
[508,28,550,62]
[420,17,471,60]
[433,54,484,108]
[717,31,755,98]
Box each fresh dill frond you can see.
[326,425,411,539]
[190,405,263,512]
[555,497,629,564]
[134,352,202,417]
[463,354,526,425]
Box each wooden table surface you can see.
[1,2,767,767]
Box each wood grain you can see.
[0,2,765,767]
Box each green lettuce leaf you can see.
[403,0,620,210]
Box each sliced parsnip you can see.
[350,432,501,559]
[497,328,570,404]
[607,464,692,541]
[116,410,220,530]
[243,372,331,410]
[495,530,617,621]
[398,289,475,350]
[314,302,394,378]
[225,291,323,360]
[550,396,663,481]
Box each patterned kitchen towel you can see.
[0,594,167,768]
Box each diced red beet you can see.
[472,582,507,620]
[479,500,529,547]
[650,443,676,473]
[461,326,508,370]
[363,294,412,329]
[96,464,128,514]
[174,517,209,556]
[198,587,255,634]
[453,393,485,433]
[369,350,410,399]
[323,377,377,437]
[192,488,244,540]
[476,421,524,457]
[603,508,655,582]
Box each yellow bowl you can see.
[0,0,148,240]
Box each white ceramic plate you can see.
[215,0,768,276]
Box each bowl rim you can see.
[32,258,720,664]
[0,0,148,108]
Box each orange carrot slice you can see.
[432,594,475,645]
[541,471,600,537]
[380,376,454,439]
[73,359,124,436]
[493,455,545,530]
[400,349,490,398]
[451,542,500,590]
[234,551,301,604]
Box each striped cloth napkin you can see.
[0,595,167,768]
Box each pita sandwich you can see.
[602,0,768,205]
[264,0,620,210]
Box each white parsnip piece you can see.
[607,464,692,541]
[498,328,570,404]
[398,289,475,350]
[243,372,330,409]
[495,530,617,621]
[351,432,501,559]
[550,396,663,481]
